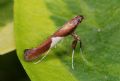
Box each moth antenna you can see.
[34,49,51,64]
[72,49,75,70]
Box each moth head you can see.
[75,15,84,22]
[69,15,84,26]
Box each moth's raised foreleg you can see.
[71,32,83,69]
[71,39,77,69]
[71,32,82,49]
[71,33,93,67]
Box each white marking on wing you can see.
[50,37,64,48]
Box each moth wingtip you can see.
[24,49,29,53]
[24,49,32,61]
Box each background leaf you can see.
[15,0,120,81]
[0,0,15,54]
[0,51,30,81]
[0,22,15,54]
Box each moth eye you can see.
[77,19,80,22]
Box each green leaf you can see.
[15,0,120,81]
[0,0,13,28]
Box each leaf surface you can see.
[15,0,120,81]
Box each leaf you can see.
[0,0,13,28]
[15,0,120,81]
[0,0,15,54]
[0,22,15,54]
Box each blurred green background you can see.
[0,0,13,27]
[0,0,30,81]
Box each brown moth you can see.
[24,15,84,69]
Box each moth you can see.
[24,15,84,69]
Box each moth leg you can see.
[71,33,79,69]
[71,32,83,69]
[71,33,93,67]
[34,49,51,64]
[71,32,82,49]
[71,39,78,69]
[72,49,75,69]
